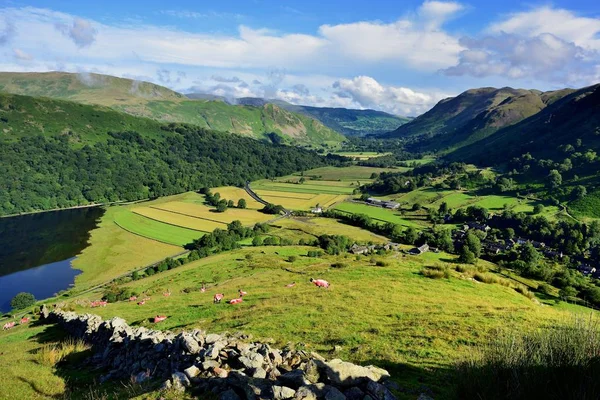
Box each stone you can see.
[344,387,365,400]
[279,369,311,389]
[181,335,201,354]
[134,371,150,384]
[160,379,172,391]
[219,389,241,400]
[171,371,190,392]
[184,365,200,379]
[273,385,297,400]
[213,366,229,378]
[239,353,265,370]
[205,342,226,359]
[206,333,222,344]
[294,384,326,400]
[317,359,390,387]
[304,359,320,383]
[251,367,267,379]
[365,381,396,400]
[270,349,283,365]
[202,360,220,370]
[324,385,347,400]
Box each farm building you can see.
[409,244,429,255]
[464,222,490,232]
[366,197,400,210]
[351,244,369,255]
[311,207,323,214]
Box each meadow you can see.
[3,245,594,399]
[332,151,392,160]
[332,202,426,228]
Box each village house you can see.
[366,197,400,210]
[409,243,429,255]
[464,221,491,232]
[577,264,596,276]
[311,207,323,214]
[350,244,369,255]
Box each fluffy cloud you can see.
[443,6,600,85]
[55,18,97,48]
[332,76,449,115]
[419,1,464,29]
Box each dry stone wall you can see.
[41,307,398,400]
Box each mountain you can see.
[383,87,574,152]
[185,93,231,103]
[0,72,344,146]
[237,97,409,136]
[0,91,338,216]
[447,84,600,165]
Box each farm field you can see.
[256,191,348,210]
[287,165,400,181]
[10,246,591,399]
[253,181,355,195]
[153,201,273,225]
[333,151,392,160]
[333,201,426,228]
[272,217,388,243]
[211,186,264,209]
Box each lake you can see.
[0,207,104,312]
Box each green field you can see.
[253,181,355,195]
[3,246,593,399]
[333,151,392,160]
[333,201,425,228]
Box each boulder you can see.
[344,387,365,400]
[273,385,297,400]
[365,380,396,400]
[239,353,265,370]
[324,385,347,400]
[202,360,220,370]
[206,333,222,344]
[250,367,267,379]
[317,359,389,387]
[304,359,320,383]
[279,369,311,389]
[181,335,201,354]
[220,389,241,400]
[184,365,201,379]
[171,371,190,392]
[294,384,326,400]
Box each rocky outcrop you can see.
[42,309,398,400]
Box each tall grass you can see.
[36,338,90,367]
[456,317,600,399]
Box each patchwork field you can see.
[211,186,264,209]
[332,202,426,228]
[333,151,392,160]
[273,217,388,243]
[15,246,591,399]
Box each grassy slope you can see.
[4,246,592,399]
[0,72,344,145]
[0,92,170,143]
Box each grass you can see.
[36,338,90,367]
[332,202,425,228]
[211,186,264,210]
[115,208,202,246]
[273,217,388,243]
[457,317,600,399]
[253,181,355,195]
[288,166,399,181]
[132,206,220,232]
[333,151,392,160]
[153,202,272,225]
[254,190,348,211]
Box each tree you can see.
[533,204,544,215]
[299,177,306,184]
[465,232,482,258]
[237,198,247,209]
[227,199,235,208]
[11,292,36,310]
[459,247,476,264]
[403,227,418,245]
[252,236,263,246]
[573,185,587,200]
[288,255,297,263]
[412,203,422,211]
[546,170,562,189]
[216,200,228,213]
[520,242,541,268]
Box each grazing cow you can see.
[3,322,15,330]
[154,315,167,323]
[201,284,206,293]
[90,300,107,308]
[143,297,151,301]
[213,293,224,303]
[238,289,247,297]
[310,278,330,288]
[137,301,146,306]
[229,298,243,305]
[129,296,137,302]
[285,282,296,288]
[163,291,171,297]
[20,317,30,324]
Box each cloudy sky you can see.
[0,0,598,116]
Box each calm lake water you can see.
[0,207,104,312]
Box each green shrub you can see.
[375,260,389,267]
[11,292,36,310]
[307,250,323,258]
[288,255,297,263]
[331,262,348,268]
[421,267,450,279]
[456,318,600,399]
[102,286,135,303]
[473,272,499,284]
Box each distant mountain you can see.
[237,97,410,136]
[0,72,344,146]
[447,84,600,164]
[382,87,574,152]
[185,93,231,103]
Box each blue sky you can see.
[0,0,599,115]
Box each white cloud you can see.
[13,48,32,61]
[332,76,450,115]
[444,6,600,85]
[0,17,15,45]
[161,10,244,20]
[55,18,97,48]
[419,1,464,29]
[488,6,600,50]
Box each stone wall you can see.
[41,307,399,400]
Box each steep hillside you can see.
[383,87,573,152]
[0,92,169,143]
[0,72,343,146]
[447,84,600,165]
[238,97,409,136]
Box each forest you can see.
[0,125,342,215]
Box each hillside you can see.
[447,84,600,165]
[383,87,573,152]
[0,72,344,146]
[0,92,169,143]
[238,97,409,136]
